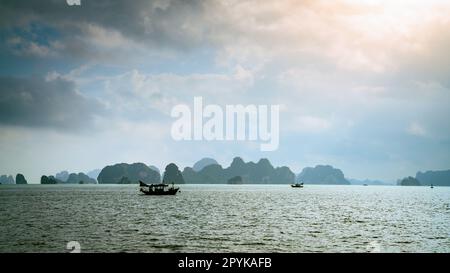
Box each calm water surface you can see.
[0,184,449,253]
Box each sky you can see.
[0,0,449,183]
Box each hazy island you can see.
[2,157,450,186]
[41,172,97,185]
[182,157,295,184]
[97,163,161,184]
[297,165,350,185]
[0,174,27,185]
[397,176,421,186]
[416,170,450,186]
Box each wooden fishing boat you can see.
[139,181,179,195]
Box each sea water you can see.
[0,184,449,253]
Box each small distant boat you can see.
[139,181,179,195]
[431,184,434,189]
[291,183,304,188]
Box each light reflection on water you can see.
[0,184,449,253]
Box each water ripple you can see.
[0,184,449,253]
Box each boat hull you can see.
[140,188,179,195]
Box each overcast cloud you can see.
[0,76,103,129]
[0,0,449,183]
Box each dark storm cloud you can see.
[0,0,213,58]
[0,76,102,129]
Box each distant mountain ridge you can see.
[66,173,97,184]
[41,175,64,184]
[97,163,161,184]
[0,174,28,185]
[6,159,449,186]
[416,170,450,186]
[163,163,185,184]
[42,172,97,184]
[86,169,101,180]
[0,175,15,184]
[349,178,393,186]
[16,174,27,184]
[398,176,421,186]
[297,165,350,185]
[55,171,69,182]
[193,158,219,172]
[148,166,160,174]
[183,157,295,184]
